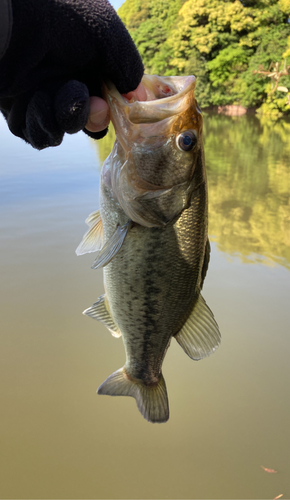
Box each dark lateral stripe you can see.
[0,0,12,60]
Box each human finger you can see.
[122,82,147,102]
[85,96,110,133]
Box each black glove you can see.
[0,0,144,149]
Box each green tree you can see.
[241,26,290,109]
[119,0,182,74]
[208,44,251,105]
[119,0,290,113]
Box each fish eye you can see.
[176,130,197,152]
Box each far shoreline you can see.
[202,105,257,116]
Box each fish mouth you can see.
[104,75,197,125]
[103,75,203,228]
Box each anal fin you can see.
[83,294,121,338]
[201,238,211,289]
[175,294,221,360]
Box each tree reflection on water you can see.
[205,114,290,269]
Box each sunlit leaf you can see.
[261,465,278,473]
[277,86,288,92]
[119,0,290,113]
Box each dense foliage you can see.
[119,0,290,115]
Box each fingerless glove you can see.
[0,0,143,149]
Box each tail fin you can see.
[97,368,169,423]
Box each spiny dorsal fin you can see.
[85,210,101,227]
[83,294,121,338]
[91,220,132,270]
[97,368,169,423]
[76,210,103,256]
[175,294,221,360]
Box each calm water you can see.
[0,113,289,499]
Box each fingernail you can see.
[89,107,109,125]
[135,83,147,102]
[122,83,147,102]
[86,111,110,133]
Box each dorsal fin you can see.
[175,294,221,360]
[91,220,132,270]
[83,294,121,338]
[76,210,103,256]
[85,210,101,227]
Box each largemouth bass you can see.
[77,75,221,423]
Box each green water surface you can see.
[0,113,289,499]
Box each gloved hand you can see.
[0,0,144,149]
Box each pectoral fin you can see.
[76,210,103,256]
[131,182,191,227]
[175,294,221,360]
[91,221,131,270]
[83,294,121,338]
